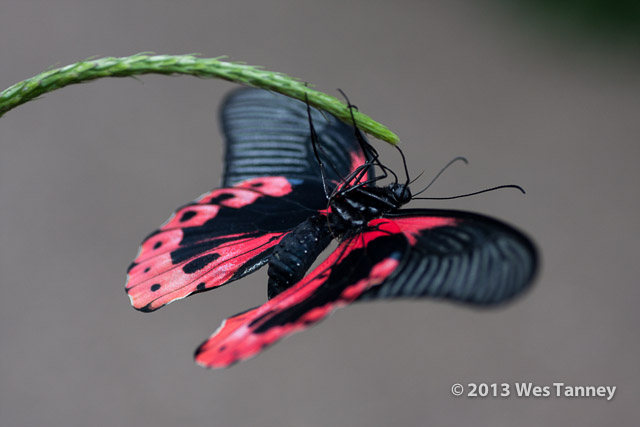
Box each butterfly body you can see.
[267,215,333,299]
[328,182,411,229]
[126,88,538,368]
[267,179,413,298]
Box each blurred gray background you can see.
[1,1,639,426]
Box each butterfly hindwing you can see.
[194,210,537,368]
[360,209,538,305]
[126,88,368,312]
[194,219,407,368]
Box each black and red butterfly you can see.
[126,88,537,369]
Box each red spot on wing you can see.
[386,216,458,245]
[194,223,403,369]
[196,188,261,208]
[235,176,293,197]
[322,150,367,197]
[349,150,366,175]
[341,257,399,299]
[162,205,221,230]
[195,177,292,208]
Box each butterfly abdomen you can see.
[267,215,332,299]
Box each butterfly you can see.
[125,88,537,369]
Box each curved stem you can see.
[0,53,399,145]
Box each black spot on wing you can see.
[151,284,161,292]
[183,253,221,274]
[207,193,234,205]
[180,210,197,222]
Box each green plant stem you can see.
[0,54,399,145]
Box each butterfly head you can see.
[388,182,412,206]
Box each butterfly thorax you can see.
[327,182,412,234]
[266,182,411,299]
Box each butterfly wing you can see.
[359,209,538,304]
[194,210,537,368]
[194,219,407,368]
[221,87,369,187]
[126,88,367,312]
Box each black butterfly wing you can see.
[221,87,369,187]
[126,88,367,312]
[194,210,537,368]
[360,209,538,304]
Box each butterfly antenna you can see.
[395,145,411,186]
[409,170,426,185]
[411,156,468,197]
[413,184,525,200]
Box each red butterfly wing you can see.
[194,219,407,368]
[194,210,537,368]
[126,177,322,312]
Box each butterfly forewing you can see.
[126,178,321,312]
[126,88,368,312]
[220,88,368,187]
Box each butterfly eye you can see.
[391,184,411,204]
